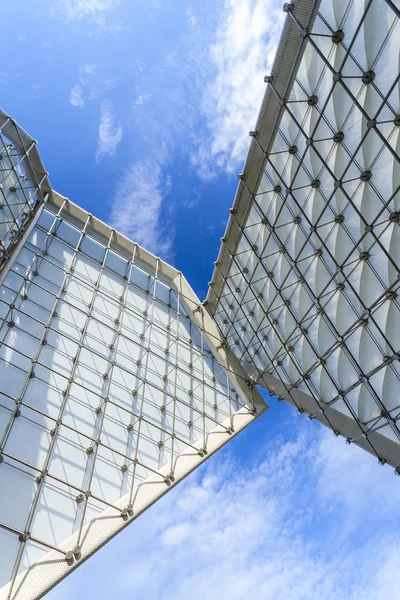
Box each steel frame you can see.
[206,0,400,468]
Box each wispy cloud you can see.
[109,159,173,257]
[186,6,196,26]
[69,63,120,104]
[95,99,123,161]
[47,422,400,600]
[107,23,210,258]
[135,86,150,105]
[51,0,123,33]
[191,0,284,178]
[107,0,284,258]
[69,84,84,108]
[52,0,118,22]
[83,63,97,76]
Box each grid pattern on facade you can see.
[207,0,400,467]
[0,114,48,274]
[0,199,263,596]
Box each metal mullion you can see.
[218,235,352,424]
[214,85,285,315]
[0,189,23,233]
[0,119,12,136]
[0,205,67,443]
[266,131,400,314]
[128,257,165,506]
[217,261,294,386]
[373,72,400,123]
[0,519,68,558]
[1,448,137,518]
[2,261,188,385]
[338,366,400,444]
[282,98,371,215]
[383,0,400,18]
[73,229,129,545]
[1,140,38,213]
[105,387,222,445]
[198,307,207,453]
[2,394,186,474]
[115,246,137,498]
[284,36,393,199]
[4,212,91,599]
[224,354,234,435]
[237,32,311,229]
[337,248,398,332]
[12,126,47,204]
[355,225,400,287]
[312,328,399,444]
[262,156,326,259]
[314,0,374,78]
[168,279,181,479]
[238,216,310,317]
[215,3,399,449]
[340,77,400,165]
[35,230,193,348]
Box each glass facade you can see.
[207,0,400,467]
[0,192,265,598]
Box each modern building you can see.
[0,0,399,597]
[207,0,400,469]
[0,115,266,598]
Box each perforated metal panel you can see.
[0,193,266,599]
[207,0,400,468]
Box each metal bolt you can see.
[283,2,294,13]
[360,170,372,181]
[362,70,375,84]
[333,131,344,143]
[332,30,344,44]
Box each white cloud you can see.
[109,159,173,257]
[95,99,123,161]
[107,24,210,259]
[186,7,196,26]
[191,0,284,178]
[83,63,97,75]
[51,0,119,22]
[106,0,283,257]
[72,63,119,101]
[69,84,84,108]
[47,423,400,600]
[135,86,150,105]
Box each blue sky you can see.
[3,1,400,598]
